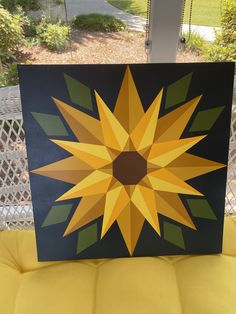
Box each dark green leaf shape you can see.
[163,222,185,249]
[187,199,217,220]
[165,72,192,108]
[189,107,224,132]
[42,204,73,227]
[77,223,98,254]
[31,112,69,136]
[64,74,93,111]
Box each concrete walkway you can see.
[56,0,219,40]
[63,0,146,32]
[182,24,219,41]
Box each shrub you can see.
[204,35,235,62]
[221,0,236,45]
[73,14,125,32]
[38,21,70,51]
[0,0,40,12]
[7,6,39,40]
[0,63,19,87]
[36,14,49,36]
[182,31,207,55]
[0,6,25,59]
[23,16,39,37]
[205,0,236,62]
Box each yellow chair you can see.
[0,216,236,314]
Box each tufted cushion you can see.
[0,216,236,314]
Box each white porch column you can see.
[148,0,184,63]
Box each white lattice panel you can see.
[0,80,235,230]
[225,95,236,215]
[0,86,33,230]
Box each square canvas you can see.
[18,63,235,261]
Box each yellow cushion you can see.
[0,217,236,314]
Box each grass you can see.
[72,14,126,32]
[107,0,222,26]
[184,0,221,26]
[108,0,147,17]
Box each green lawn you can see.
[107,0,222,26]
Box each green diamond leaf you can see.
[163,222,185,249]
[165,72,192,108]
[186,199,217,220]
[42,204,73,227]
[189,107,224,132]
[31,112,69,136]
[77,223,98,254]
[64,74,93,111]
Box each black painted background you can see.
[18,63,235,261]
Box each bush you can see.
[221,0,236,45]
[205,0,236,62]
[37,20,70,51]
[36,14,49,35]
[73,14,125,32]
[0,6,25,60]
[23,16,39,37]
[204,37,235,62]
[0,63,19,87]
[0,0,40,12]
[182,31,207,55]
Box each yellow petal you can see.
[56,170,113,201]
[114,66,144,132]
[117,202,145,255]
[148,135,206,167]
[52,97,103,144]
[101,183,130,238]
[156,192,196,230]
[51,140,113,169]
[131,89,163,151]
[95,91,129,151]
[31,156,91,184]
[155,95,202,142]
[63,194,105,236]
[131,185,160,235]
[147,168,203,196]
[167,153,226,180]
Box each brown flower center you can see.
[113,151,147,185]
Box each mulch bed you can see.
[21,30,203,64]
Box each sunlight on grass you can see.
[184,0,221,26]
[107,0,222,26]
[108,0,147,17]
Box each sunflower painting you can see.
[19,63,234,260]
